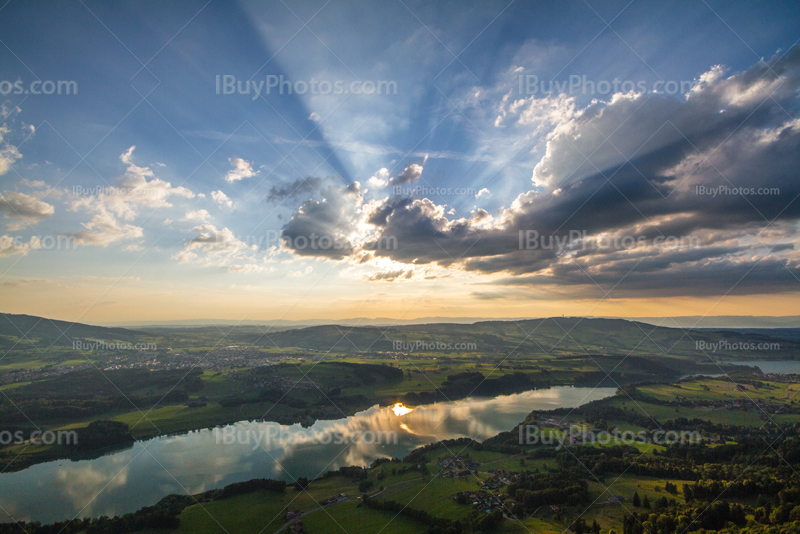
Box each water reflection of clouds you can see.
[244,387,616,476]
[54,455,130,515]
[0,387,615,524]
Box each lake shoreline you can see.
[0,386,618,524]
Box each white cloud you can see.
[227,263,273,273]
[390,163,424,185]
[183,209,211,222]
[68,147,195,246]
[69,211,144,247]
[19,179,46,189]
[224,157,257,183]
[0,235,41,257]
[475,188,492,199]
[173,224,255,266]
[0,124,22,176]
[367,168,390,188]
[212,190,234,209]
[0,191,55,230]
[72,146,195,221]
[286,265,313,277]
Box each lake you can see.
[0,386,615,524]
[723,360,800,374]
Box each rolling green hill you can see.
[2,312,797,360]
[229,317,799,360]
[0,313,144,349]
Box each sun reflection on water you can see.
[391,402,413,416]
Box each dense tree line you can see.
[215,478,286,499]
[0,477,287,534]
[73,420,135,451]
[361,495,470,533]
[0,369,202,424]
[506,470,589,510]
[401,372,552,405]
[623,501,747,534]
[0,494,194,534]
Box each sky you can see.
[0,0,798,324]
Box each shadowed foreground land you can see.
[3,374,800,534]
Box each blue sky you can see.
[1,0,799,323]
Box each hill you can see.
[225,317,800,360]
[0,313,144,349]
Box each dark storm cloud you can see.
[280,48,800,297]
[492,252,799,298]
[279,183,362,260]
[266,176,332,203]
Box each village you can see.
[436,454,481,478]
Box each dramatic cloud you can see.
[224,157,257,183]
[280,182,364,260]
[278,48,800,297]
[0,191,55,230]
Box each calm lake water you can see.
[0,386,615,524]
[724,360,800,374]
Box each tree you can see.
[682,484,693,502]
[642,495,651,509]
[632,491,641,507]
[592,519,601,533]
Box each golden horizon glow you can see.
[0,274,798,324]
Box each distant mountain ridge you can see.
[2,312,799,359]
[221,317,800,360]
[632,316,800,328]
[103,315,800,329]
